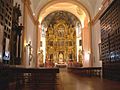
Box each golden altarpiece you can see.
[46,20,76,63]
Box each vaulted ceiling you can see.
[29,0,103,28]
[42,11,80,27]
[30,0,103,17]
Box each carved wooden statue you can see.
[10,3,23,65]
[78,50,83,66]
[39,50,43,66]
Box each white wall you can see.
[25,14,36,67]
[92,20,102,67]
[14,0,37,67]
[40,36,46,63]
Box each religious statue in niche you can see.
[69,41,72,46]
[58,25,64,37]
[39,50,43,66]
[69,25,74,38]
[49,41,53,46]
[78,50,83,67]
[59,52,64,64]
[49,24,53,34]
[29,51,33,67]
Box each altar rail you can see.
[0,64,59,90]
[67,67,102,77]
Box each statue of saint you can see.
[49,24,53,34]
[69,25,74,38]
[39,50,43,66]
[29,47,33,67]
[59,53,64,64]
[78,50,83,66]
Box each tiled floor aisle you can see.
[59,68,120,90]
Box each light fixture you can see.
[99,7,101,10]
[33,13,35,16]
[26,41,31,47]
[99,5,103,11]
[88,51,91,54]
[38,24,41,28]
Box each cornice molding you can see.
[92,0,112,25]
[23,0,36,25]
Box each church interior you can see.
[0,0,120,90]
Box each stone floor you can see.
[9,68,120,90]
[59,68,120,90]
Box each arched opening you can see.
[40,11,82,67]
[37,1,91,67]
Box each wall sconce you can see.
[38,51,40,54]
[88,51,91,54]
[26,41,31,47]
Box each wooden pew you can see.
[0,64,10,90]
[0,64,59,90]
[67,67,102,77]
[11,66,59,89]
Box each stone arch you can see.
[36,0,91,23]
[36,0,92,67]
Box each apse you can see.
[38,11,82,66]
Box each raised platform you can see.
[55,63,67,68]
